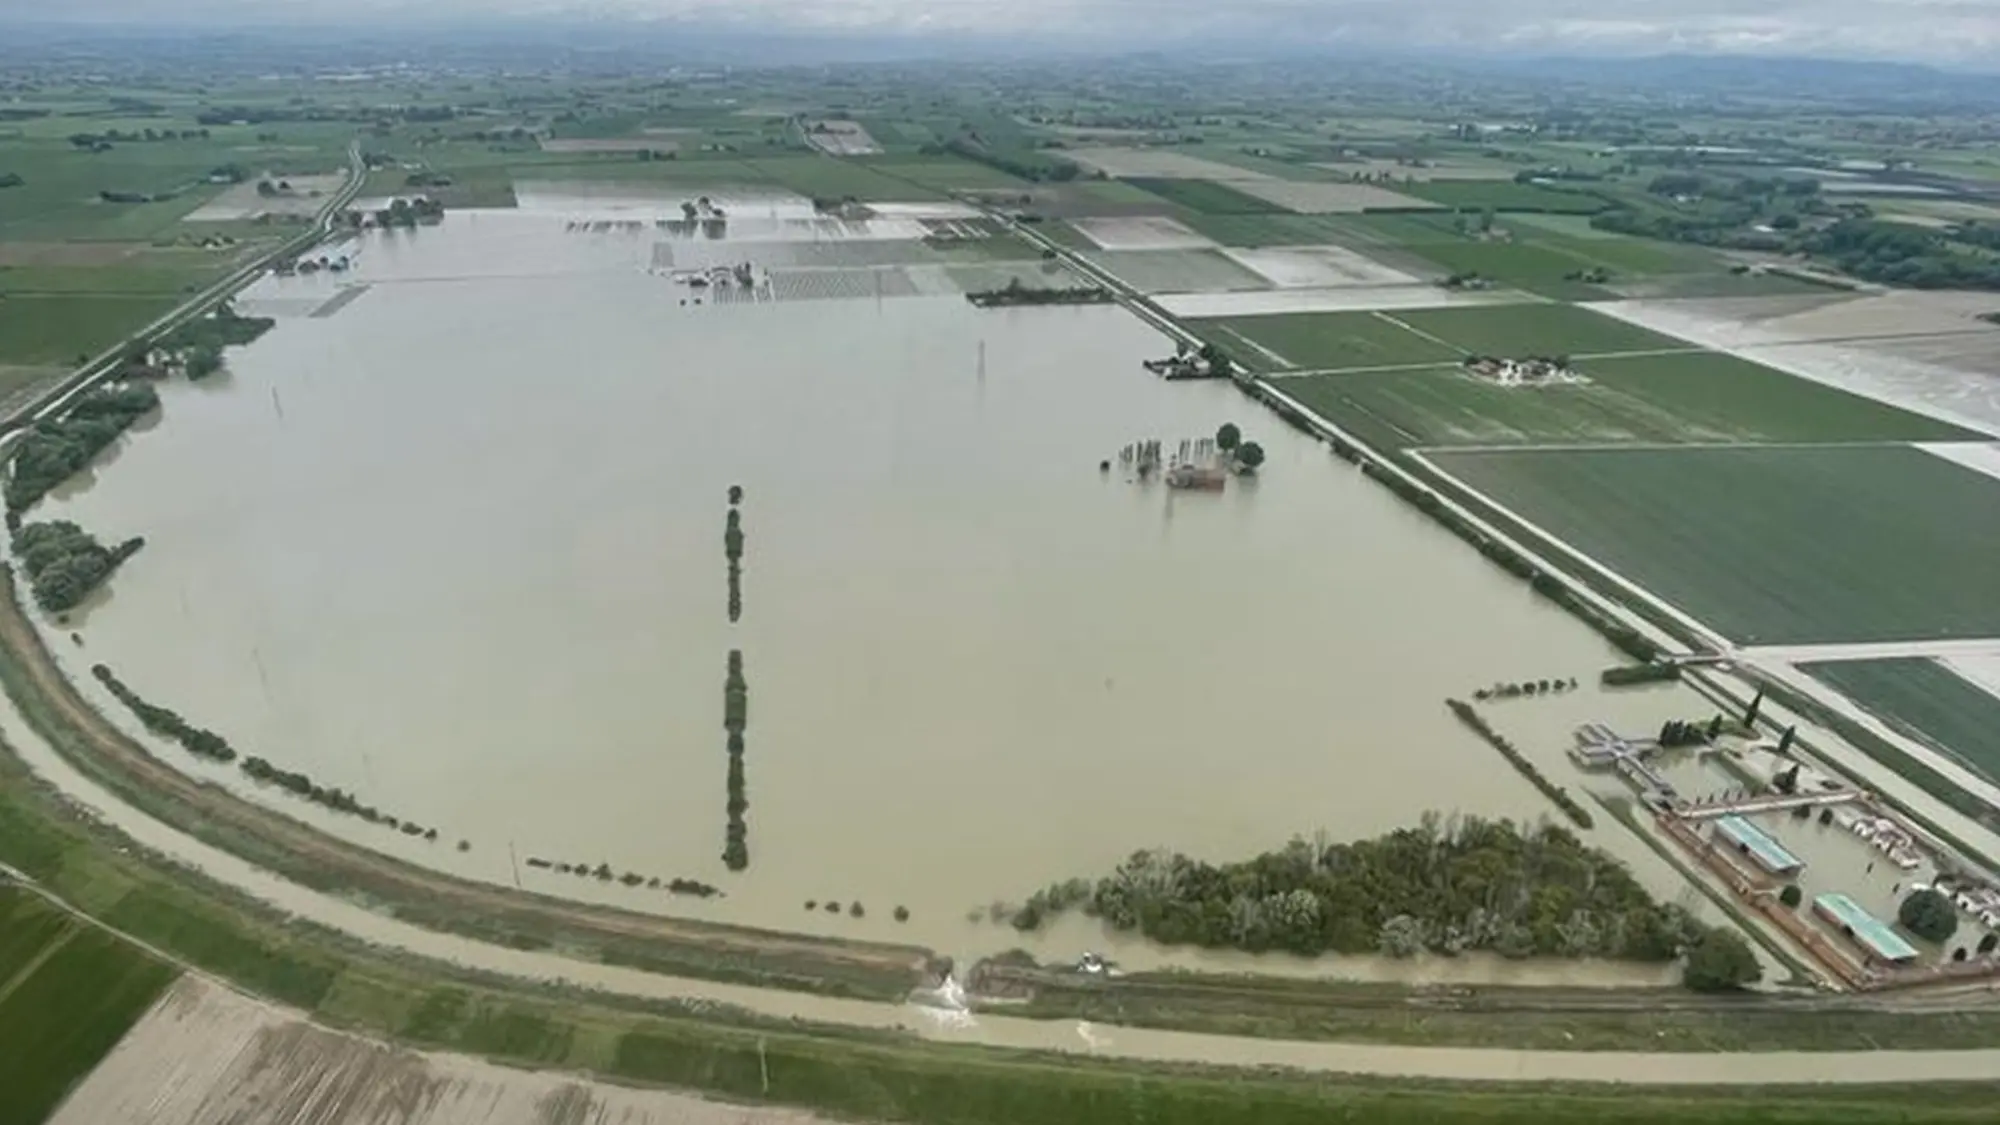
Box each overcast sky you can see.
[11,0,2000,65]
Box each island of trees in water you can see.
[5,384,159,517]
[723,647,749,871]
[11,521,144,613]
[1007,815,1760,992]
[725,487,744,623]
[964,277,1113,308]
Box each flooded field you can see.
[29,202,1719,972]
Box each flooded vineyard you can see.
[30,196,1713,971]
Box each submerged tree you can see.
[1215,423,1242,453]
[1899,889,1958,944]
[1234,441,1266,471]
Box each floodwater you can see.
[32,203,1718,976]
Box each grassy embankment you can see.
[8,752,2000,1124]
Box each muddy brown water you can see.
[28,209,1752,978]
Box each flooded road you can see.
[33,208,1744,973]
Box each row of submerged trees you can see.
[92,664,444,841]
[721,484,751,873]
[522,856,720,898]
[1006,814,1760,991]
[1447,699,1594,829]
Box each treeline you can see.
[725,486,744,624]
[92,664,441,838]
[1603,662,1682,687]
[6,384,160,517]
[934,138,1080,183]
[1008,815,1760,990]
[1471,677,1578,702]
[1349,459,1658,662]
[92,665,233,762]
[1803,218,2000,290]
[723,648,749,871]
[69,127,212,147]
[805,899,912,923]
[12,521,144,613]
[1447,699,1594,829]
[965,280,1113,308]
[522,856,720,898]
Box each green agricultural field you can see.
[1395,179,1609,214]
[1124,177,1285,214]
[0,886,175,1125]
[1803,659,2000,785]
[1427,444,2000,646]
[860,156,1033,191]
[0,260,221,296]
[742,156,946,200]
[1176,212,1373,248]
[1194,310,1463,372]
[0,294,177,367]
[1277,350,1978,449]
[1393,303,1689,359]
[1081,249,1270,294]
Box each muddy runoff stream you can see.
[24,210,1784,982]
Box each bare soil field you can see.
[539,137,680,154]
[1221,246,1418,288]
[1069,215,1216,251]
[52,976,835,1125]
[803,122,882,157]
[183,175,347,222]
[1225,179,1436,214]
[1065,147,1274,180]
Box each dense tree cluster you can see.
[160,302,276,352]
[1011,816,1755,990]
[13,521,144,612]
[1899,888,1959,944]
[723,648,749,871]
[1681,928,1763,992]
[1804,218,2000,290]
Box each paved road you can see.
[4,141,365,439]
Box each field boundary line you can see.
[1407,439,1918,455]
[0,918,76,1007]
[1369,310,1467,355]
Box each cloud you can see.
[13,0,2000,64]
